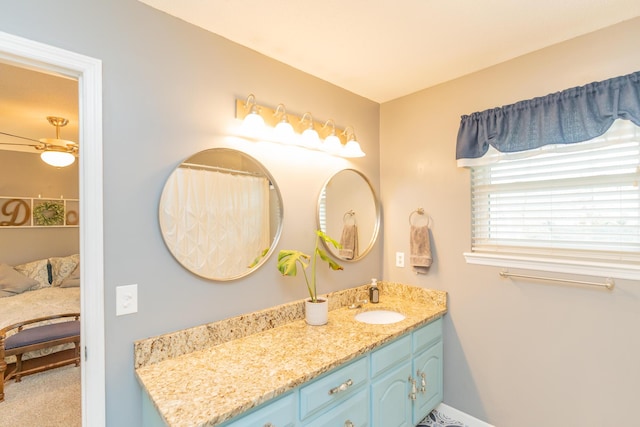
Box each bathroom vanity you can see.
[136,283,447,427]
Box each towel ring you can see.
[409,208,431,227]
[343,210,356,225]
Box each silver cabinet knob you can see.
[344,420,355,427]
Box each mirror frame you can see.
[316,168,380,262]
[159,148,284,281]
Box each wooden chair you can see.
[0,313,80,402]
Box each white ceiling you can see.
[139,0,640,102]
[0,62,78,154]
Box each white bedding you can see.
[1,286,80,330]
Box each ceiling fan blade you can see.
[0,142,42,148]
[0,131,42,144]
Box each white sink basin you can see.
[354,310,406,325]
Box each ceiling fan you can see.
[0,116,78,167]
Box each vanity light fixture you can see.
[234,94,366,157]
[241,94,265,131]
[342,126,366,158]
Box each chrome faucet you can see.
[348,297,369,309]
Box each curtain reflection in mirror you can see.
[160,167,270,278]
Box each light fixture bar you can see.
[235,98,351,146]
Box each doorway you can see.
[0,31,105,426]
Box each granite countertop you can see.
[135,282,447,427]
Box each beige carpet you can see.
[0,365,81,427]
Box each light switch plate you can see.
[116,284,138,316]
[395,252,405,267]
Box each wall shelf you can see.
[0,196,79,228]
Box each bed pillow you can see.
[0,263,38,297]
[50,254,80,287]
[14,258,51,290]
[59,263,80,288]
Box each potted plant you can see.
[277,230,343,325]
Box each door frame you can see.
[0,31,105,426]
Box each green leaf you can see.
[248,247,270,268]
[317,248,344,271]
[277,250,310,277]
[316,230,343,249]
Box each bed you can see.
[0,254,80,402]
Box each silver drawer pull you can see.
[344,420,355,427]
[328,378,353,395]
[408,376,417,401]
[417,370,427,394]
[264,424,274,427]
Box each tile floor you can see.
[418,409,467,427]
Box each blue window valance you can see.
[456,71,640,160]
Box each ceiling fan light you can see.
[41,150,75,167]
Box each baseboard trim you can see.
[435,403,494,427]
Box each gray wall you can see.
[381,18,640,426]
[0,1,380,426]
[0,150,79,264]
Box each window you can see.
[466,120,640,279]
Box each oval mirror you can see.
[159,148,283,281]
[317,169,380,261]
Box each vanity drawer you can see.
[412,317,442,354]
[370,334,411,378]
[302,388,369,427]
[222,392,295,427]
[299,356,368,421]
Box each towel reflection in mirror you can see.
[339,210,358,260]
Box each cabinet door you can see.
[370,360,412,427]
[411,341,443,425]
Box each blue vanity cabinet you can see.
[411,317,443,425]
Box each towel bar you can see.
[409,208,431,227]
[499,271,614,290]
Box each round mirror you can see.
[159,148,283,281]
[317,169,380,261]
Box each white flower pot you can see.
[305,298,328,326]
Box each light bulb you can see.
[274,117,295,142]
[323,134,342,154]
[242,107,265,131]
[41,150,75,167]
[343,138,365,157]
[302,127,321,149]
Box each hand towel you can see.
[410,225,432,269]
[339,224,359,260]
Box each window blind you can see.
[470,120,640,264]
